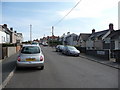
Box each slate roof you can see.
[107,30,120,39]
[78,33,91,41]
[88,30,109,40]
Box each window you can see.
[21,46,40,54]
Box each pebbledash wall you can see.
[7,47,16,57]
[2,45,21,59]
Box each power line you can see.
[54,0,82,26]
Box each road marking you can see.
[0,67,16,89]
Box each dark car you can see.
[56,45,64,52]
[62,46,80,56]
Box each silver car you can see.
[17,45,44,70]
[56,45,64,52]
[62,46,80,56]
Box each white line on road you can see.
[0,67,16,90]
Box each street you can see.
[4,46,118,88]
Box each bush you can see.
[48,40,62,46]
[22,41,31,44]
[2,43,16,47]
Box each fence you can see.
[114,50,120,62]
[2,44,22,59]
[0,44,2,60]
[2,47,7,59]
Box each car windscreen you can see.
[21,46,40,54]
[68,46,77,50]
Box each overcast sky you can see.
[1,0,120,41]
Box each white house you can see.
[0,25,10,44]
[77,33,91,47]
[64,32,78,46]
[16,33,23,43]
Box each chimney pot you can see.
[92,29,95,34]
[14,31,17,33]
[3,24,7,28]
[67,32,70,35]
[10,27,13,31]
[109,23,114,30]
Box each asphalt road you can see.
[4,46,118,88]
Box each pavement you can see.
[79,53,120,69]
[0,52,19,89]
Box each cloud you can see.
[58,0,119,19]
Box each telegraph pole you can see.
[52,26,54,47]
[30,24,32,43]
[52,26,54,36]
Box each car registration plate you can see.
[26,58,36,61]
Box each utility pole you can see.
[52,26,54,47]
[52,26,54,36]
[30,24,32,43]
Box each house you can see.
[16,33,23,44]
[2,24,12,43]
[86,23,115,50]
[59,33,66,45]
[103,30,120,50]
[47,35,59,41]
[1,24,23,44]
[0,24,11,44]
[0,25,6,44]
[77,33,91,47]
[64,32,78,46]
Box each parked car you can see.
[56,45,64,52]
[31,41,39,46]
[16,44,44,70]
[62,46,80,56]
[42,42,48,46]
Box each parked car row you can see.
[55,45,80,56]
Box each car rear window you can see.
[21,46,40,54]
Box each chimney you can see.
[14,31,17,33]
[67,32,70,35]
[92,29,95,34]
[3,24,7,28]
[10,27,13,31]
[109,23,114,30]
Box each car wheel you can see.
[37,66,44,70]
[16,66,20,70]
[41,66,44,70]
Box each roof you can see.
[78,33,91,41]
[65,33,78,38]
[22,44,40,47]
[17,33,23,36]
[88,30,109,40]
[107,30,120,39]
